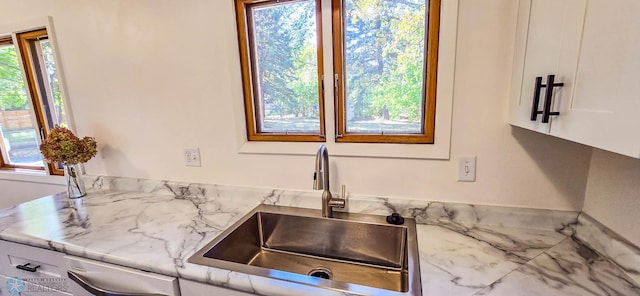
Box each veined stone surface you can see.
[0,176,635,295]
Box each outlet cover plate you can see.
[184,148,201,167]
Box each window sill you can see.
[238,140,451,159]
[0,169,65,185]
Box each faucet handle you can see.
[327,184,347,210]
[334,185,347,207]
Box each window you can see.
[0,28,67,175]
[333,0,440,143]
[236,0,326,142]
[237,0,441,144]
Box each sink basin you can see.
[188,205,421,295]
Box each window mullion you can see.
[330,0,345,141]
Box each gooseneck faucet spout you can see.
[313,145,345,218]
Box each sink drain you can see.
[308,267,332,280]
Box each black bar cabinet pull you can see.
[16,263,40,272]
[530,76,544,121]
[542,74,564,123]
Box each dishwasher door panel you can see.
[64,256,179,296]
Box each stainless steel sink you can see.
[188,204,421,295]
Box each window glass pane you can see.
[0,45,44,166]
[39,40,67,127]
[344,0,426,134]
[251,0,320,133]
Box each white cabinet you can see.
[510,0,640,158]
[510,0,586,134]
[0,240,69,295]
[179,278,254,296]
[0,239,256,296]
[0,240,180,296]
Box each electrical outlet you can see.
[458,156,476,182]
[184,148,201,167]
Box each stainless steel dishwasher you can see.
[65,256,179,296]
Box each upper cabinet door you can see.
[509,0,586,134]
[549,0,640,158]
[510,0,640,158]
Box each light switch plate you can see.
[458,156,476,182]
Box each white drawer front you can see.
[0,241,66,285]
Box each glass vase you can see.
[64,164,86,199]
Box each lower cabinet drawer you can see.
[65,256,180,296]
[0,274,71,296]
[0,240,67,287]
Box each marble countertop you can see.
[0,179,638,296]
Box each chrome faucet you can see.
[313,144,345,218]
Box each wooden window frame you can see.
[0,36,11,47]
[0,29,64,175]
[0,36,38,171]
[332,0,441,144]
[235,0,326,142]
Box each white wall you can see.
[0,0,593,210]
[0,179,64,208]
[583,149,640,246]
